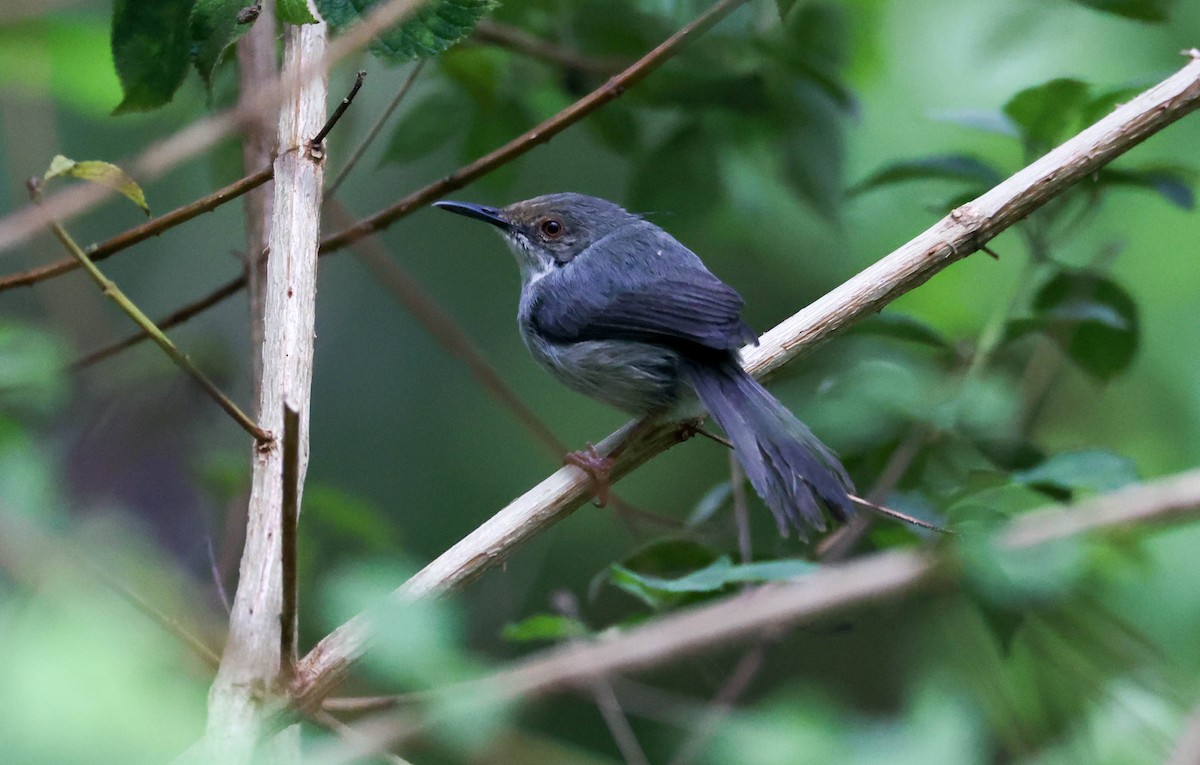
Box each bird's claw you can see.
[564,443,613,507]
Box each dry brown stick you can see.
[454,467,1200,708]
[471,20,628,74]
[279,404,302,686]
[0,166,274,293]
[290,53,1200,709]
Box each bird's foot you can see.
[564,443,613,507]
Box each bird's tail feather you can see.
[683,357,854,538]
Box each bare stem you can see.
[326,61,427,198]
[471,20,628,74]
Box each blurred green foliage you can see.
[1,0,1200,762]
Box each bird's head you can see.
[434,193,640,281]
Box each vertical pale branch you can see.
[237,0,280,390]
[205,13,328,760]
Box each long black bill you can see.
[433,200,511,231]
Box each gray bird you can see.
[434,193,854,538]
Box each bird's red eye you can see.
[540,219,563,238]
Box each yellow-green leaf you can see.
[43,155,150,215]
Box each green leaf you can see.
[315,0,497,62]
[1013,450,1140,494]
[849,154,1002,195]
[43,155,150,214]
[380,91,467,164]
[928,109,1018,137]
[1097,165,1195,210]
[1030,271,1140,381]
[501,614,590,643]
[775,0,800,20]
[278,0,319,24]
[630,124,723,219]
[960,534,1089,607]
[189,0,253,92]
[0,323,69,416]
[1068,0,1173,21]
[111,0,194,113]
[0,18,124,117]
[611,556,817,609]
[1003,79,1091,152]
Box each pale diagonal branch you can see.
[292,53,1200,709]
[322,467,1200,762]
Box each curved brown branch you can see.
[290,53,1200,709]
[471,20,628,74]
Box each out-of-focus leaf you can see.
[304,485,402,552]
[611,556,817,609]
[111,0,194,113]
[1068,0,1173,21]
[928,108,1018,137]
[440,47,507,104]
[464,96,533,192]
[1080,85,1142,125]
[0,18,123,116]
[316,0,497,61]
[686,481,733,527]
[188,0,251,91]
[1013,450,1140,494]
[775,0,800,19]
[1097,165,1196,210]
[849,154,1003,196]
[960,533,1089,607]
[0,323,68,417]
[501,614,590,643]
[1031,271,1140,381]
[278,0,319,24]
[849,313,953,350]
[380,91,467,164]
[43,155,150,214]
[1003,79,1091,152]
[629,124,723,219]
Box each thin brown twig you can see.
[0,166,274,293]
[666,643,766,765]
[279,404,302,686]
[327,61,427,197]
[312,70,368,149]
[471,20,629,74]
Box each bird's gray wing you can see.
[529,226,757,352]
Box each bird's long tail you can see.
[683,356,854,538]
